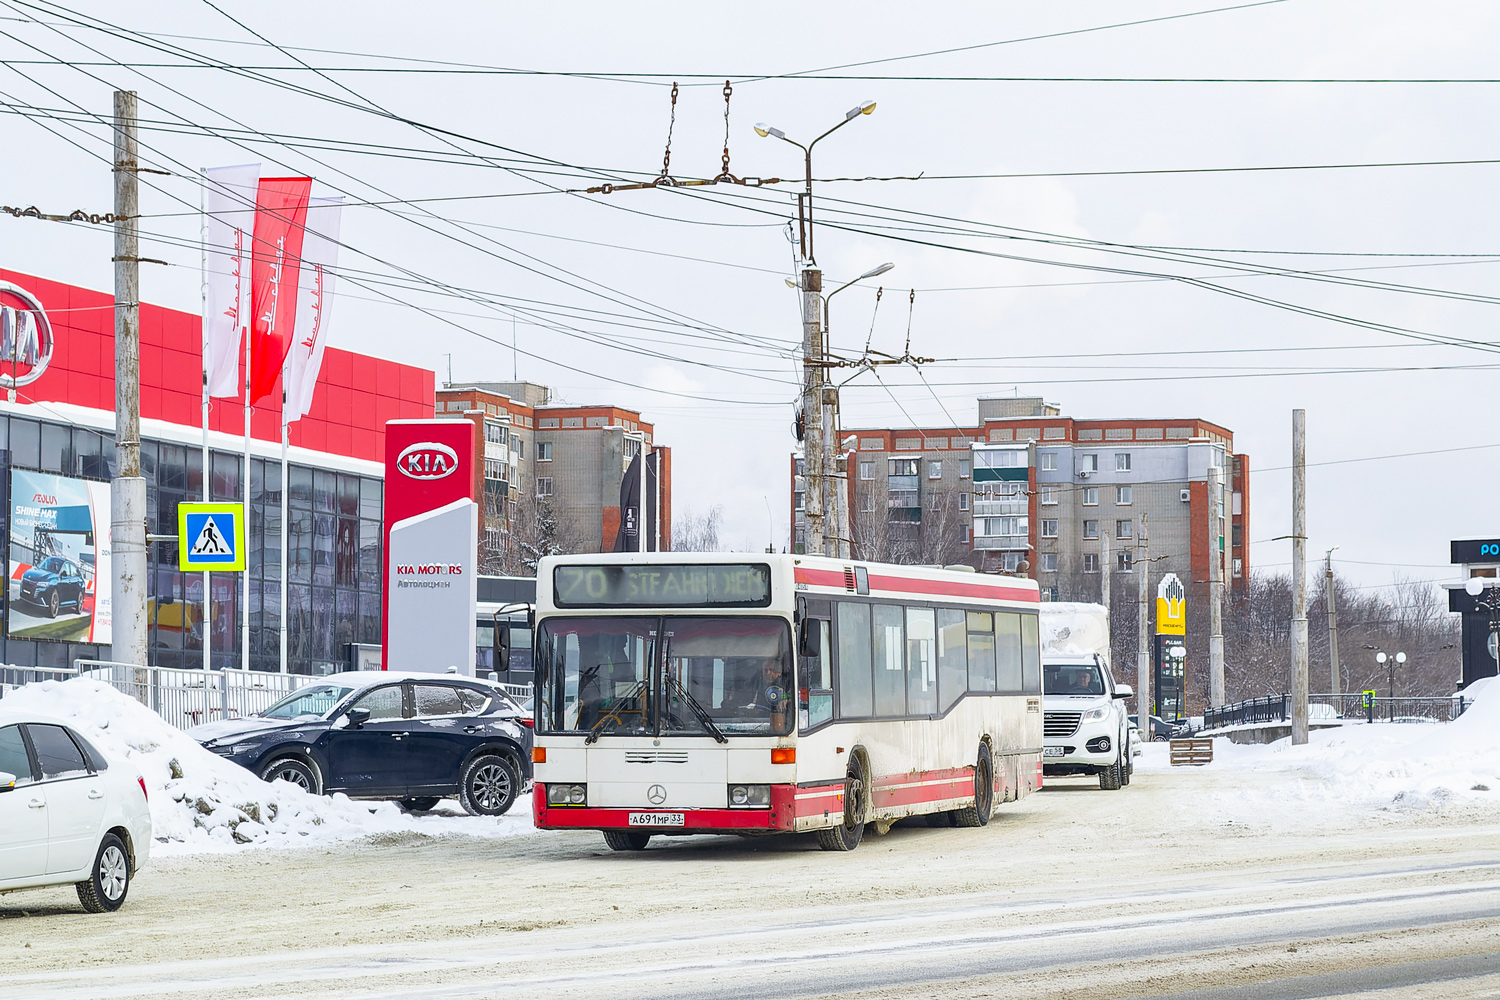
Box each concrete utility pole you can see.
[1326,548,1341,700]
[1100,530,1111,615]
[800,266,825,555]
[1137,514,1151,726]
[111,90,147,668]
[1208,463,1225,708]
[1291,409,1309,744]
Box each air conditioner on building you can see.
[1180,488,1191,502]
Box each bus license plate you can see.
[629,812,685,827]
[1043,746,1066,757]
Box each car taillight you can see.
[519,717,534,729]
[137,776,148,801]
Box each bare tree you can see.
[673,505,725,552]
[492,492,582,576]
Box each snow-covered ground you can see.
[1134,680,1500,831]
[0,678,537,855]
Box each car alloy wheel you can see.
[459,754,520,816]
[47,590,59,618]
[259,757,322,795]
[76,833,131,913]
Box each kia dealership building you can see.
[0,268,433,675]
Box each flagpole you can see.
[279,393,289,674]
[200,171,212,676]
[242,305,252,674]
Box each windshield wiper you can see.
[664,672,728,744]
[585,679,647,744]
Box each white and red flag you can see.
[248,176,312,404]
[201,163,260,398]
[283,197,342,423]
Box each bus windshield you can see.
[538,616,792,737]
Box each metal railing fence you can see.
[1204,692,1471,730]
[72,660,309,730]
[0,664,80,697]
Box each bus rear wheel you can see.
[817,760,867,852]
[953,743,994,828]
[603,831,652,851]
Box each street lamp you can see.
[1465,576,1500,668]
[754,101,877,264]
[824,262,895,337]
[1374,649,1407,721]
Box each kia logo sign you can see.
[395,442,459,480]
[0,282,54,390]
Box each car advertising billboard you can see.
[8,469,112,643]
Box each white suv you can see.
[0,713,152,912]
[1042,655,1133,790]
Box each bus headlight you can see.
[547,783,587,806]
[728,784,771,808]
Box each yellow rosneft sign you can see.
[1156,573,1186,636]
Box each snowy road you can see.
[6,759,1500,1000]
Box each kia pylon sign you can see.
[382,419,477,669]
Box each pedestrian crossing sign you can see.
[178,503,246,571]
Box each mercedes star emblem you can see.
[646,784,667,805]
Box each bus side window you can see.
[996,613,1023,691]
[967,611,997,692]
[872,605,906,717]
[905,608,936,716]
[836,602,873,718]
[1021,614,1041,693]
[936,609,966,712]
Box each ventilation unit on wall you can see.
[1180,488,1191,502]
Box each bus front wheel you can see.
[816,759,867,852]
[603,831,651,851]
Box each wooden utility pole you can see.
[111,90,147,667]
[1291,409,1309,744]
[1136,514,1150,725]
[800,266,824,555]
[1326,548,1342,700]
[1208,463,1225,707]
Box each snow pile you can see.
[0,678,535,854]
[1135,681,1500,827]
[1039,602,1109,656]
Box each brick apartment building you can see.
[436,381,671,572]
[793,395,1249,704]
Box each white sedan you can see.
[0,712,152,912]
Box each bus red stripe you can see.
[793,566,1037,603]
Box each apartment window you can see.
[1116,486,1132,505]
[1040,453,1057,472]
[958,493,970,511]
[1232,523,1243,547]
[859,461,875,481]
[1042,586,1059,601]
[1041,519,1058,538]
[928,461,943,480]
[536,477,553,497]
[1083,553,1099,573]
[1040,486,1058,506]
[795,458,806,476]
[1116,519,1133,539]
[484,459,507,482]
[860,491,874,513]
[795,491,805,511]
[484,422,508,445]
[928,491,945,511]
[1233,557,1243,578]
[889,458,919,476]
[536,442,552,462]
[1039,553,1057,572]
[1080,454,1098,473]
[962,525,971,543]
[1117,551,1133,572]
[959,459,971,479]
[1082,487,1099,506]
[1115,452,1132,472]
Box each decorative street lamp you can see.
[1374,649,1407,721]
[1465,576,1500,666]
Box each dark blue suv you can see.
[190,672,532,815]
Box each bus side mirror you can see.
[498,626,512,669]
[798,618,821,659]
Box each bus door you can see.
[798,599,833,730]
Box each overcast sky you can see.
[4,0,1498,593]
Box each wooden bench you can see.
[1169,738,1214,766]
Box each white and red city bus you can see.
[530,552,1043,852]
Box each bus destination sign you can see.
[553,563,772,608]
